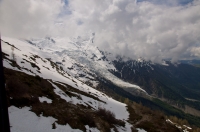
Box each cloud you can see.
[75,0,200,61]
[0,0,64,38]
[191,47,200,57]
[137,0,193,6]
[0,0,200,62]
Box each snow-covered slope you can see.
[4,35,147,94]
[2,36,135,132]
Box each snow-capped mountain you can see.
[25,34,148,95]
[1,34,200,131]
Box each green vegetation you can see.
[153,98,200,127]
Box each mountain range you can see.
[1,34,200,132]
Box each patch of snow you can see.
[166,119,174,124]
[161,61,169,66]
[166,119,192,131]
[115,122,132,132]
[137,128,147,132]
[8,106,82,132]
[39,96,52,104]
[176,125,182,129]
[183,125,192,130]
[85,125,100,132]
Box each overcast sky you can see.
[0,0,200,62]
